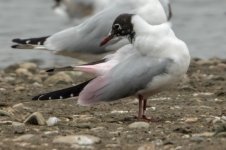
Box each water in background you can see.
[0,0,226,68]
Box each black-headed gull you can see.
[32,13,190,120]
[12,0,172,54]
[53,0,171,21]
[53,0,106,19]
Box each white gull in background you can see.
[53,0,171,21]
[12,0,172,54]
[32,13,190,120]
[53,0,111,20]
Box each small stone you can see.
[24,112,46,125]
[182,134,190,139]
[5,76,16,83]
[111,110,129,114]
[0,121,13,125]
[184,117,198,123]
[153,139,163,146]
[53,135,101,145]
[46,117,60,126]
[15,68,33,77]
[212,117,222,124]
[0,88,6,92]
[75,123,92,129]
[19,62,37,73]
[12,103,25,110]
[90,126,106,132]
[192,132,214,137]
[12,122,26,134]
[44,72,73,85]
[44,130,59,135]
[105,144,121,148]
[13,134,35,142]
[0,110,12,117]
[222,116,226,121]
[14,86,26,91]
[216,132,226,138]
[190,136,204,143]
[128,122,150,129]
[138,143,156,150]
[32,82,43,88]
[71,144,94,149]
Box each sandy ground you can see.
[0,58,226,150]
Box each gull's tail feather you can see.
[46,59,107,74]
[32,79,93,101]
[12,36,49,49]
[46,66,74,73]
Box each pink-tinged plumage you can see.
[78,76,108,106]
[75,60,118,75]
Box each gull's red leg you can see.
[138,96,143,119]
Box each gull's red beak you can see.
[100,33,114,47]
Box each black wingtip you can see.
[32,79,93,101]
[32,94,43,101]
[11,44,19,48]
[46,68,55,73]
[12,38,22,43]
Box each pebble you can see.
[15,68,33,77]
[53,135,101,145]
[90,126,106,132]
[192,132,214,137]
[12,122,26,134]
[12,103,25,109]
[216,132,226,138]
[44,130,59,135]
[19,62,37,73]
[0,121,13,125]
[190,136,205,143]
[0,88,6,91]
[0,110,12,117]
[138,143,156,150]
[46,117,60,126]
[111,110,129,114]
[153,139,163,146]
[13,134,36,142]
[44,72,73,85]
[32,82,43,88]
[14,86,26,91]
[221,116,226,121]
[128,122,150,129]
[105,144,121,148]
[184,117,198,123]
[5,76,16,83]
[24,112,46,125]
[71,144,94,149]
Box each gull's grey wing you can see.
[45,2,132,53]
[78,53,173,106]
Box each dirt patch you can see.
[0,58,226,150]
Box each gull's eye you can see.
[113,24,121,30]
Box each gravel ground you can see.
[0,58,226,150]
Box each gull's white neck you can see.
[131,15,171,38]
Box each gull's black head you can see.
[100,13,135,46]
[53,0,61,8]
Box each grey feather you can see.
[87,53,173,102]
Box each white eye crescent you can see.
[114,24,122,30]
